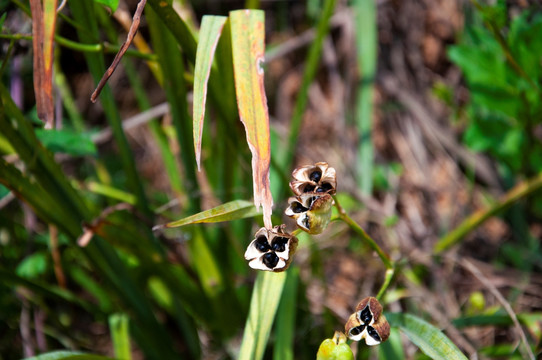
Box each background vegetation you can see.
[1,0,541,359]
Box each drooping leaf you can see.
[154,200,261,229]
[193,15,227,170]
[230,10,273,229]
[35,128,97,156]
[386,313,468,360]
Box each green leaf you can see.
[35,128,97,156]
[230,10,273,228]
[386,313,468,360]
[93,0,119,11]
[193,15,227,170]
[16,252,48,279]
[239,271,287,360]
[273,268,299,360]
[378,327,405,360]
[109,313,131,360]
[155,200,261,229]
[23,351,115,360]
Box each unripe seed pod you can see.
[316,331,354,360]
[284,193,333,234]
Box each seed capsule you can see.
[244,225,298,272]
[345,297,390,346]
[290,162,337,196]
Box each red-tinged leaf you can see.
[230,10,273,228]
[193,15,227,170]
[30,0,58,129]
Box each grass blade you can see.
[109,313,131,360]
[239,271,287,360]
[273,267,299,360]
[230,9,273,228]
[193,15,227,170]
[386,312,468,360]
[154,200,261,229]
[353,0,376,195]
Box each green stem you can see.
[435,171,542,254]
[333,196,393,270]
[0,33,157,60]
[375,267,394,301]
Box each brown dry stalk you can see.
[90,0,147,103]
[49,224,66,288]
[460,258,536,360]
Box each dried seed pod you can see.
[244,225,298,272]
[345,296,390,346]
[290,162,337,195]
[284,193,333,234]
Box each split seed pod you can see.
[345,297,390,346]
[290,162,337,195]
[284,193,333,234]
[244,225,298,272]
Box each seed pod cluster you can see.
[285,162,336,235]
[244,225,298,272]
[244,162,336,271]
[344,297,390,346]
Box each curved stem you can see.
[333,196,393,270]
[376,267,394,300]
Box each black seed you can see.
[291,202,308,213]
[316,187,325,193]
[255,236,271,252]
[349,325,365,336]
[272,237,289,252]
[262,252,279,268]
[309,170,322,182]
[367,326,381,342]
[303,184,316,193]
[320,182,333,192]
[359,305,373,324]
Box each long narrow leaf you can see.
[353,0,376,195]
[109,313,131,360]
[193,15,227,170]
[230,10,273,228]
[386,312,468,360]
[239,271,287,360]
[155,200,261,229]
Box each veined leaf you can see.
[154,200,261,229]
[386,313,468,360]
[193,15,227,170]
[230,10,273,229]
[23,351,115,360]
